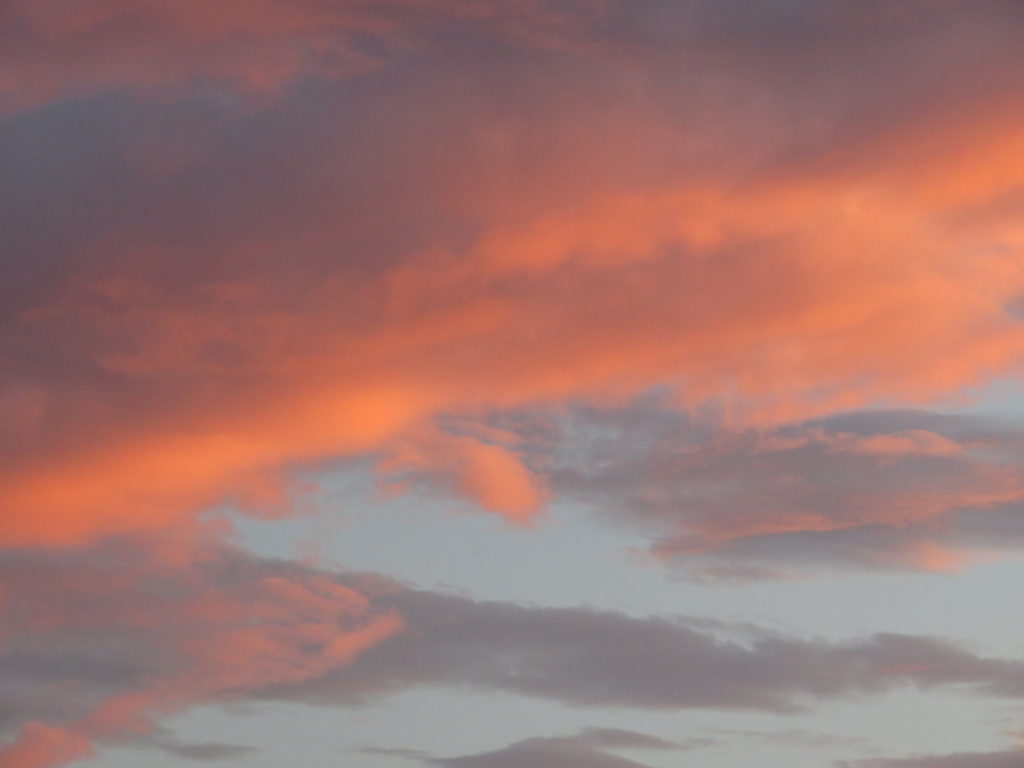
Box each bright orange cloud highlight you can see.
[379,425,546,522]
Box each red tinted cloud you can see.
[515,405,1024,578]
[0,539,401,767]
[845,748,1024,768]
[6,543,1024,767]
[4,128,1023,545]
[7,4,1024,764]
[0,0,604,110]
[0,724,93,768]
[4,0,1024,548]
[378,423,546,522]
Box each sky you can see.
[2,1,1024,766]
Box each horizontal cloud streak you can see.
[489,404,1024,577]
[296,579,1024,711]
[844,749,1024,768]
[0,0,605,110]
[4,542,1024,765]
[0,539,401,768]
[366,727,689,768]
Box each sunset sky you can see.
[3,2,1024,767]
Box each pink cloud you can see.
[5,542,1024,766]
[0,538,402,767]
[378,424,546,523]
[0,724,94,768]
[0,0,603,110]
[531,404,1024,576]
[7,4,1024,764]
[4,0,1024,550]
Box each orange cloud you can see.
[3,1,1024,549]
[4,175,1024,547]
[0,0,603,110]
[0,539,402,768]
[0,724,93,768]
[532,403,1024,577]
[9,3,1024,764]
[379,424,546,522]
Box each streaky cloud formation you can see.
[3,541,1024,765]
[0,540,401,767]
[286,578,1024,712]
[365,727,690,768]
[479,404,1024,578]
[5,1,1024,765]
[118,729,258,763]
[146,737,257,763]
[0,0,604,110]
[5,0,1024,549]
[843,749,1024,768]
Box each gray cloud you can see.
[504,404,1024,578]
[146,734,258,762]
[3,542,1024,760]
[364,727,691,768]
[291,582,1024,711]
[842,750,1024,768]
[6,0,1024,551]
[711,727,871,751]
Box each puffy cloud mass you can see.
[5,0,1024,548]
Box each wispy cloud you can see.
[6,541,1024,767]
[363,726,694,768]
[842,748,1024,768]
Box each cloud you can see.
[291,583,1024,712]
[146,733,257,762]
[377,423,547,523]
[7,4,1024,765]
[0,0,604,110]
[712,727,870,751]
[367,727,689,768]
[0,538,401,767]
[843,749,1024,768]
[6,542,1024,766]
[521,403,1024,577]
[5,0,1024,550]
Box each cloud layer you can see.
[5,0,1024,548]
[521,405,1024,578]
[845,750,1024,768]
[6,1,1024,765]
[0,541,401,767]
[6,541,1024,765]
[365,727,689,768]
